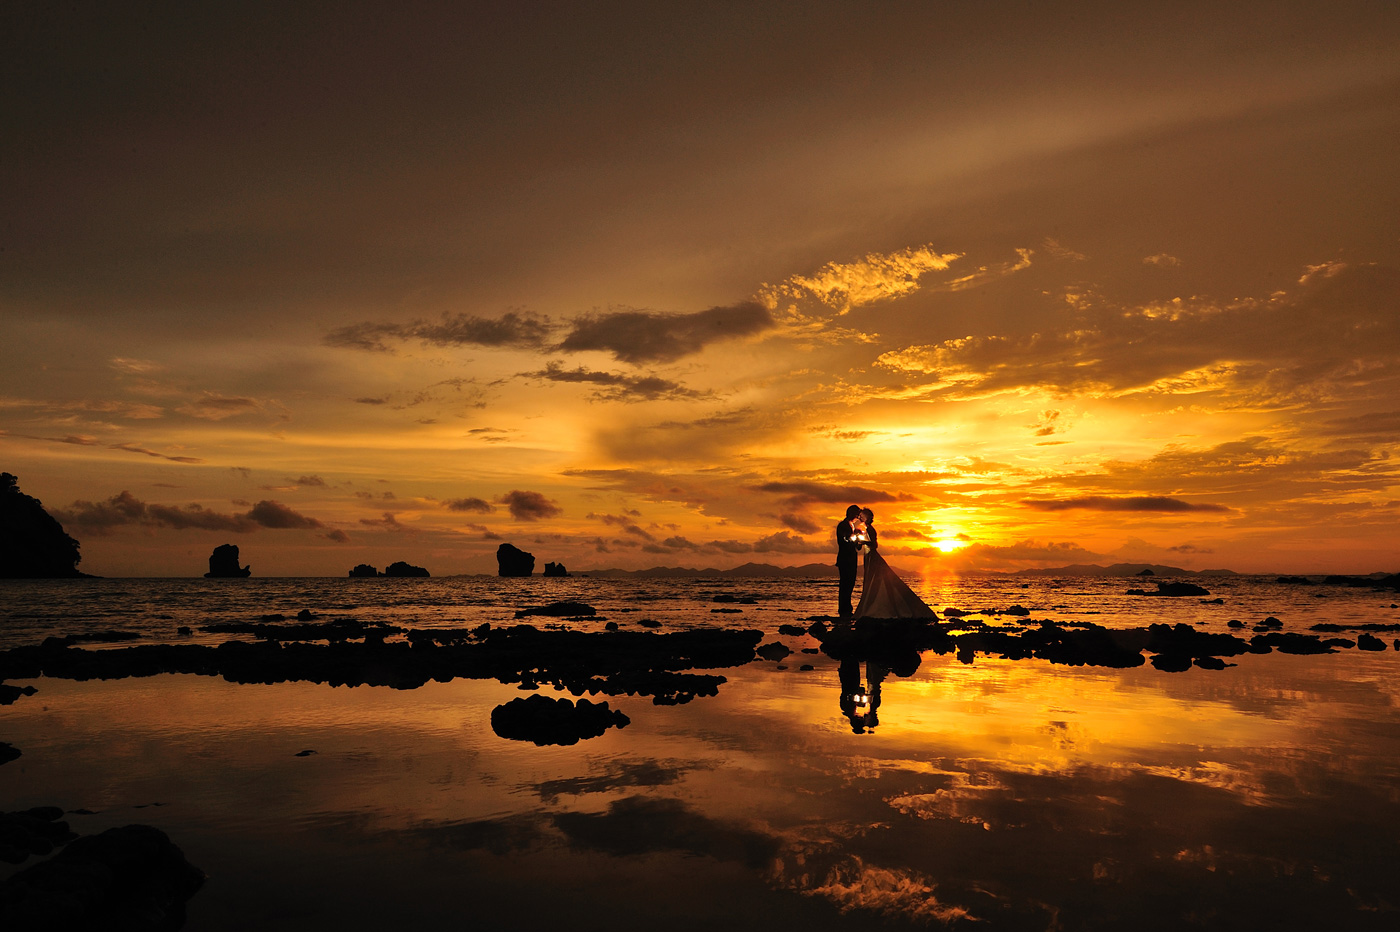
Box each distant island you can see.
[581,562,838,578]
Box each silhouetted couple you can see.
[835,505,936,619]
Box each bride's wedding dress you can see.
[854,534,937,620]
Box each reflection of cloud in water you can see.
[553,795,778,868]
[531,758,705,803]
[792,857,975,924]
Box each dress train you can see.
[854,549,937,619]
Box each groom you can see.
[835,504,862,618]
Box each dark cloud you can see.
[498,489,561,521]
[323,529,351,543]
[754,480,903,507]
[587,512,655,541]
[952,540,1106,569]
[248,500,324,528]
[752,531,824,553]
[325,311,551,353]
[109,442,204,464]
[521,361,711,402]
[445,497,493,513]
[294,475,328,486]
[55,492,323,535]
[779,512,822,534]
[1021,496,1231,513]
[556,301,775,363]
[462,523,503,540]
[359,512,408,529]
[354,397,388,405]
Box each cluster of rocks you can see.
[0,616,764,707]
[347,561,429,577]
[495,543,568,577]
[805,614,1394,673]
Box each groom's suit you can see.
[835,518,858,617]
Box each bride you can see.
[852,508,937,619]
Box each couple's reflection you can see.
[823,621,923,734]
[839,657,888,734]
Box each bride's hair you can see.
[861,508,875,523]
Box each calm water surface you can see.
[2,575,1398,929]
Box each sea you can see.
[2,573,1399,930]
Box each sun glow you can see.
[934,538,965,553]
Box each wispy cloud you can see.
[521,362,712,402]
[324,311,552,353]
[1021,496,1231,513]
[762,245,962,314]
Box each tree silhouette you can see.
[1,472,83,577]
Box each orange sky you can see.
[4,2,1400,576]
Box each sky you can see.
[3,1,1400,577]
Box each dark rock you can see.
[777,624,808,637]
[604,621,619,631]
[490,694,630,746]
[1277,575,1315,585]
[0,684,37,705]
[1127,581,1210,597]
[799,664,814,671]
[0,742,19,766]
[383,561,429,577]
[0,807,76,864]
[755,642,791,661]
[0,823,203,927]
[1003,605,1030,616]
[296,609,316,621]
[1251,632,1339,654]
[1137,568,1155,576]
[638,619,661,628]
[348,564,379,577]
[1200,598,1225,604]
[176,626,191,637]
[1193,656,1232,670]
[1227,620,1245,628]
[294,749,316,757]
[1357,633,1387,651]
[542,561,569,577]
[1254,617,1284,631]
[0,472,85,578]
[514,601,597,618]
[203,543,250,578]
[496,543,535,577]
[1151,653,1193,672]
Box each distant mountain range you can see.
[1012,562,1239,577]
